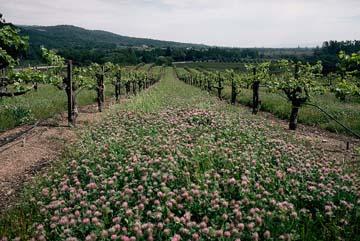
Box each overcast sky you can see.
[2,0,360,47]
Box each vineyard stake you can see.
[252,67,260,114]
[231,74,237,105]
[133,81,137,95]
[66,60,75,126]
[96,66,105,112]
[115,69,121,101]
[217,73,223,100]
[289,63,301,130]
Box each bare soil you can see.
[0,99,120,211]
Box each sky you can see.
[1,0,360,48]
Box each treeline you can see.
[24,42,360,74]
[312,40,360,74]
[23,46,313,66]
[16,24,360,74]
[23,46,266,66]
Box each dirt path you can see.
[0,99,120,210]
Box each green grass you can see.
[0,65,165,132]
[175,62,247,71]
[120,67,219,112]
[0,84,116,131]
[223,86,360,135]
[180,67,360,136]
[1,68,359,241]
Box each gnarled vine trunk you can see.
[125,82,130,95]
[289,101,301,130]
[252,80,260,114]
[231,79,237,105]
[138,81,142,92]
[96,72,105,112]
[132,81,137,95]
[288,64,305,131]
[0,75,6,100]
[217,76,223,100]
[66,60,77,126]
[115,78,121,101]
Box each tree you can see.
[269,60,323,130]
[0,14,40,98]
[155,56,173,66]
[0,14,29,69]
[338,51,360,76]
[331,51,360,101]
[245,62,271,114]
[224,69,243,105]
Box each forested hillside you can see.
[18,25,206,65]
[19,25,206,49]
[17,25,360,73]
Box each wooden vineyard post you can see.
[138,80,142,92]
[0,79,3,100]
[231,77,237,105]
[125,82,130,96]
[216,73,223,100]
[0,68,10,99]
[252,67,260,114]
[115,75,121,101]
[66,60,76,126]
[289,64,300,130]
[96,66,105,112]
[0,69,5,100]
[34,67,38,91]
[132,81,137,95]
[101,67,105,104]
[207,77,212,92]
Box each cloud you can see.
[1,0,360,47]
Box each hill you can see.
[18,25,205,49]
[15,25,325,67]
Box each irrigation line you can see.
[304,102,360,139]
[0,121,40,150]
[183,67,360,142]
[174,70,359,140]
[216,80,360,140]
[274,92,360,139]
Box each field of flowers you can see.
[1,68,359,241]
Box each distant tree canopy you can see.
[0,14,29,69]
[17,24,318,67]
[313,40,360,74]
[155,56,173,66]
[22,44,308,67]
[9,24,359,73]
